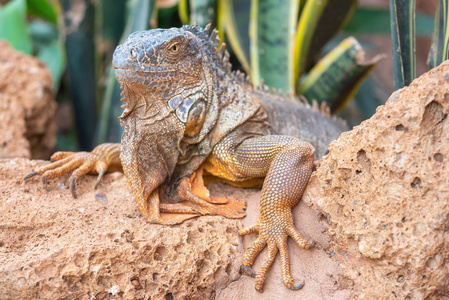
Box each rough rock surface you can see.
[2,52,449,300]
[0,41,56,159]
[0,159,350,299]
[303,61,449,298]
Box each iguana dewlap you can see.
[25,25,347,292]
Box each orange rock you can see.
[0,41,56,159]
[304,61,449,299]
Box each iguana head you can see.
[112,25,233,199]
[113,25,230,136]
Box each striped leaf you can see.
[293,0,356,92]
[190,0,216,28]
[429,0,449,69]
[61,0,97,150]
[97,0,155,143]
[250,0,300,91]
[298,37,384,112]
[217,0,251,74]
[390,0,416,90]
[0,0,32,54]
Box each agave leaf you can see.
[36,39,66,90]
[189,0,215,28]
[28,19,65,90]
[250,0,300,91]
[178,0,189,24]
[294,0,356,90]
[298,37,384,112]
[429,0,449,69]
[27,0,58,24]
[0,0,32,54]
[390,0,416,90]
[101,0,127,48]
[218,0,251,74]
[344,7,433,36]
[353,77,386,119]
[61,0,97,150]
[97,0,155,143]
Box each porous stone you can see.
[0,159,350,299]
[303,61,449,299]
[0,159,243,299]
[0,41,56,159]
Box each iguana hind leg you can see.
[206,134,315,291]
[171,167,247,219]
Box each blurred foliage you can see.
[0,0,64,87]
[0,0,441,151]
[61,0,97,150]
[390,0,416,90]
[0,0,32,53]
[389,0,449,90]
[299,37,383,112]
[429,0,449,69]
[97,0,155,143]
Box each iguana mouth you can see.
[114,67,198,82]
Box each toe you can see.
[239,223,259,236]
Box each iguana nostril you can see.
[130,48,137,59]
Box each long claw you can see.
[69,176,77,198]
[94,168,106,189]
[24,171,38,180]
[42,176,48,190]
[291,281,304,290]
[242,265,256,278]
[308,241,315,249]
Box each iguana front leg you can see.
[24,143,200,224]
[205,135,315,291]
[24,143,122,197]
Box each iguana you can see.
[25,25,347,292]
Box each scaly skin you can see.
[25,25,347,291]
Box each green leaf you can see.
[28,19,58,50]
[97,0,155,143]
[250,0,300,91]
[294,0,357,90]
[429,0,449,69]
[0,0,32,54]
[344,8,433,36]
[219,0,251,74]
[390,0,416,90]
[190,0,216,28]
[27,0,58,24]
[353,77,386,119]
[102,0,127,46]
[61,0,97,150]
[299,37,384,112]
[127,0,155,33]
[294,0,329,85]
[178,0,189,24]
[36,40,65,90]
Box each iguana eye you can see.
[170,44,180,53]
[130,48,137,59]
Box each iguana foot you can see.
[174,167,247,219]
[24,144,121,197]
[239,213,313,292]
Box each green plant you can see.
[390,0,449,90]
[0,0,64,89]
[429,0,449,69]
[3,0,424,150]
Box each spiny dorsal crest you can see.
[182,24,239,80]
[181,25,300,98]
